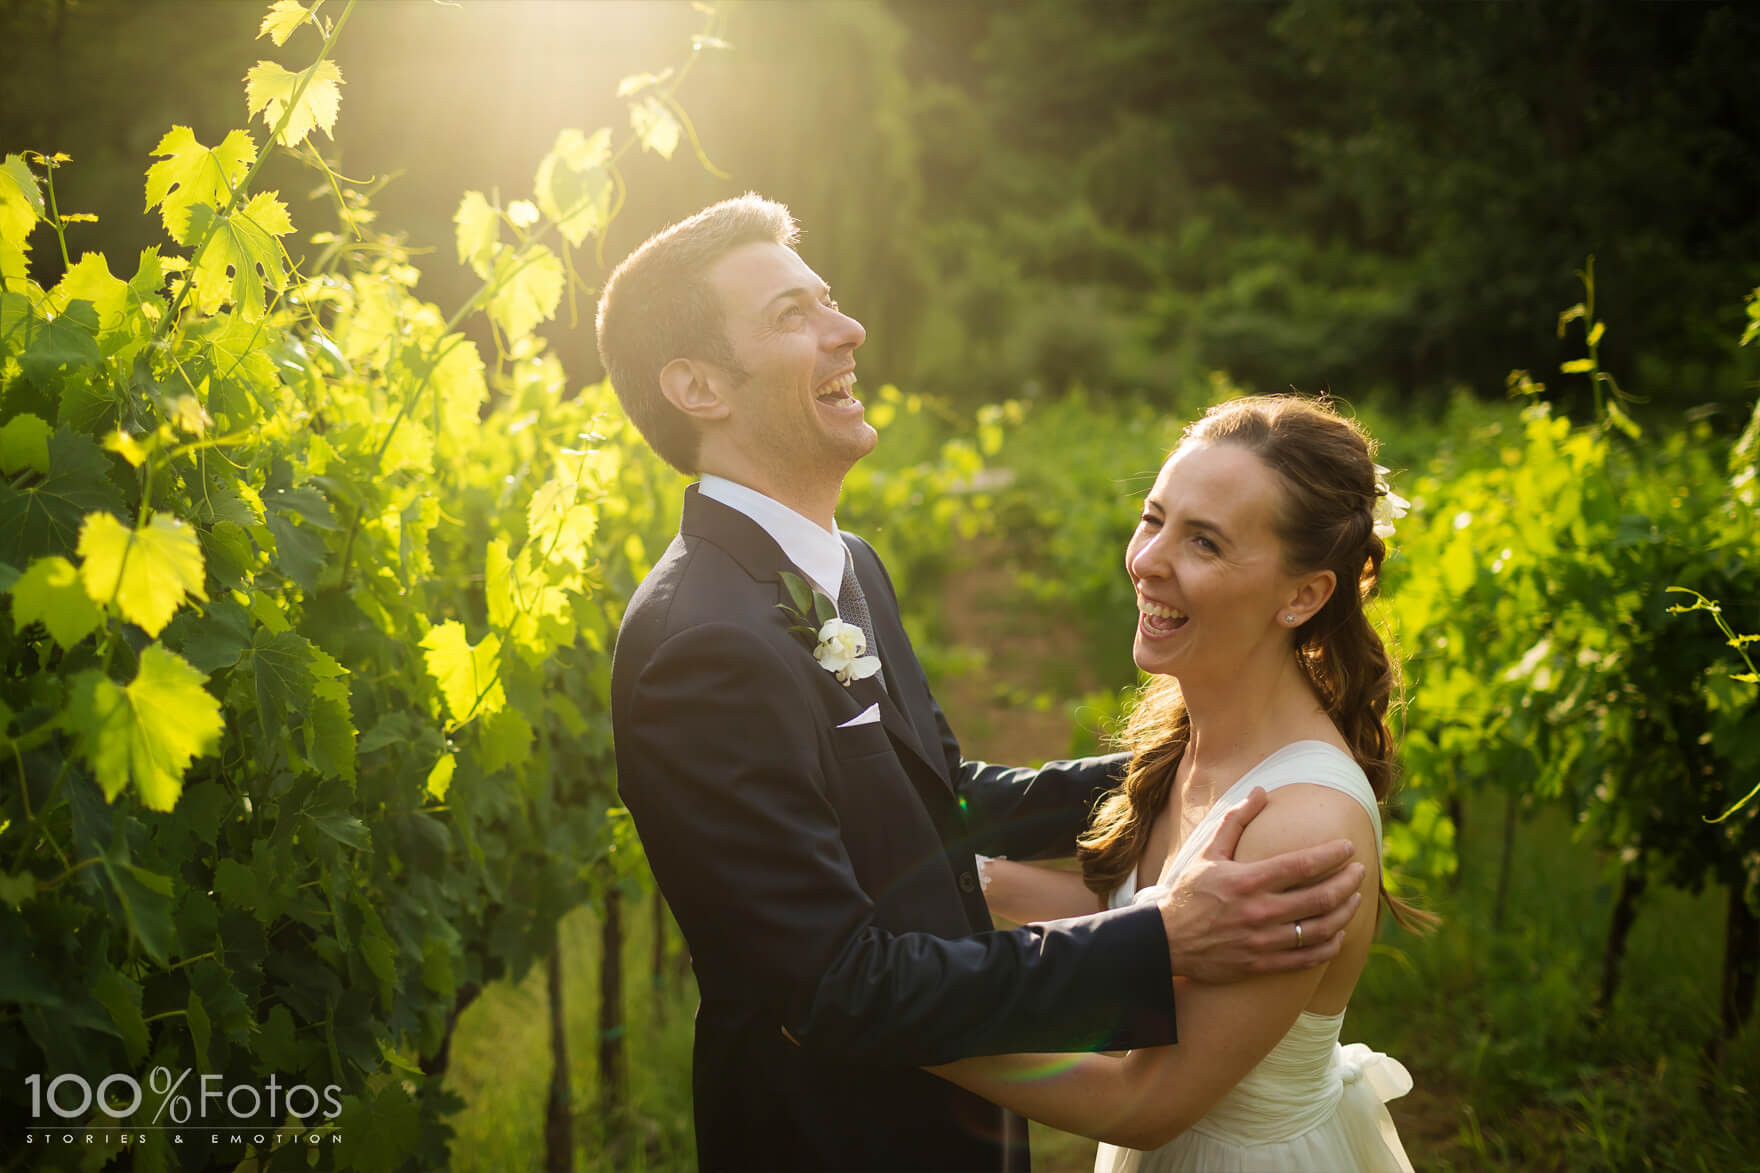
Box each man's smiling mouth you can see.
[816,370,857,403]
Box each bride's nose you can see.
[1127,531,1169,583]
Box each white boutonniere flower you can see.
[777,571,881,688]
[813,618,882,686]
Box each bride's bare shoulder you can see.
[1232,781,1378,866]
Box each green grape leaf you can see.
[262,512,328,591]
[244,59,344,148]
[240,627,314,737]
[69,647,224,810]
[107,861,178,965]
[306,806,370,850]
[0,153,43,249]
[308,689,357,782]
[0,427,125,564]
[258,0,308,46]
[187,988,213,1072]
[255,1004,301,1071]
[198,520,257,591]
[359,928,396,1010]
[0,411,51,475]
[0,235,25,285]
[475,706,533,775]
[430,333,487,438]
[47,253,131,337]
[421,620,505,725]
[264,482,339,529]
[19,298,102,385]
[125,247,168,324]
[184,192,293,321]
[144,126,256,244]
[10,554,104,648]
[630,95,681,159]
[486,244,563,341]
[92,966,149,1064]
[453,190,500,277]
[534,128,612,247]
[78,512,208,637]
[426,751,455,801]
[213,857,258,911]
[0,870,37,907]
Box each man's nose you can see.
[829,305,865,351]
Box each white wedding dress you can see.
[1095,741,1415,1173]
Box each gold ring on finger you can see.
[1294,919,1304,948]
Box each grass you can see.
[444,895,698,1171]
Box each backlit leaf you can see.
[0,412,50,475]
[258,0,308,46]
[78,512,209,637]
[426,752,455,801]
[0,153,43,249]
[486,244,563,341]
[10,554,104,648]
[244,59,344,148]
[47,253,130,337]
[144,126,256,245]
[453,190,499,277]
[68,645,225,810]
[630,95,681,159]
[534,128,612,247]
[185,192,293,320]
[421,620,505,725]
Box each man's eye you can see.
[824,297,840,312]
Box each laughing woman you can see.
[932,395,1428,1172]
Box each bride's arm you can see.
[931,785,1380,1149]
[979,858,1102,924]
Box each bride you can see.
[931,395,1426,1171]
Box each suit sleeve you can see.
[617,621,1176,1066]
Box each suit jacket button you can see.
[958,871,978,894]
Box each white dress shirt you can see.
[698,475,847,600]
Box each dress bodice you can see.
[1109,739,1383,912]
[1095,741,1414,1169]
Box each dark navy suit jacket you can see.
[610,486,1178,1172]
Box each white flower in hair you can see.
[1371,464,1410,541]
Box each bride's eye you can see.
[1139,513,1161,527]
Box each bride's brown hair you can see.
[1076,395,1435,931]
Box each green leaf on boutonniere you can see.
[780,570,814,617]
[777,570,839,640]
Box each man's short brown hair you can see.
[595,194,799,474]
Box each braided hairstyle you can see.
[1078,395,1435,930]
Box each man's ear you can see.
[658,358,731,422]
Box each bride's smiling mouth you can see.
[1137,594,1188,639]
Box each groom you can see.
[598,194,1364,1172]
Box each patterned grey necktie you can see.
[837,548,886,691]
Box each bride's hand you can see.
[1156,786,1364,983]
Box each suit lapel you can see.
[845,538,956,794]
[682,485,954,794]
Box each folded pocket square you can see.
[836,703,881,728]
